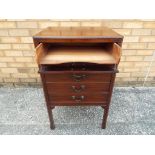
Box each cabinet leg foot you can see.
[47,108,55,130]
[50,124,55,130]
[101,106,109,129]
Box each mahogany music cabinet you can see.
[33,27,123,129]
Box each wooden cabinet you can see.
[33,27,123,129]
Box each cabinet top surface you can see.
[33,27,123,39]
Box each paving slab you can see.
[0,87,155,135]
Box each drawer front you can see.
[44,72,112,83]
[46,83,110,94]
[48,93,108,103]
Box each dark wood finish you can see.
[33,27,123,47]
[102,73,116,129]
[40,74,55,129]
[44,72,112,83]
[33,26,123,129]
[49,102,108,106]
[46,82,110,94]
[48,92,108,103]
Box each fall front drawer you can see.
[46,82,110,94]
[44,72,112,82]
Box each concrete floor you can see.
[0,87,155,135]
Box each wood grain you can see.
[33,27,123,47]
[48,92,108,103]
[44,72,112,82]
[46,82,110,94]
[37,46,117,65]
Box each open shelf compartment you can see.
[35,43,121,65]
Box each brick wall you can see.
[0,19,155,87]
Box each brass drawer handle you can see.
[72,74,87,81]
[72,85,86,93]
[71,95,85,103]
